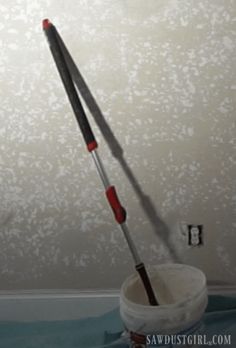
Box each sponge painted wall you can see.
[0,0,235,290]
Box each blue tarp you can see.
[0,295,235,347]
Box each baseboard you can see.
[0,286,235,322]
[0,289,120,322]
[207,285,236,295]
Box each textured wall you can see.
[0,0,235,290]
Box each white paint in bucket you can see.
[120,263,208,345]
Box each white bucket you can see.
[120,263,208,347]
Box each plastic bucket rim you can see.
[120,263,207,312]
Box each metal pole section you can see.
[91,150,142,265]
[119,223,142,265]
[91,150,110,189]
[91,149,158,306]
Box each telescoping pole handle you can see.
[43,19,97,153]
[42,19,158,306]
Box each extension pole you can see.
[42,19,158,306]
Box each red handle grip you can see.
[106,186,126,224]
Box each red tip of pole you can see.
[42,19,51,29]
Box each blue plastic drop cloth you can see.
[0,295,235,348]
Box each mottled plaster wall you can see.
[0,0,235,290]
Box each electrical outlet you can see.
[188,225,203,246]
